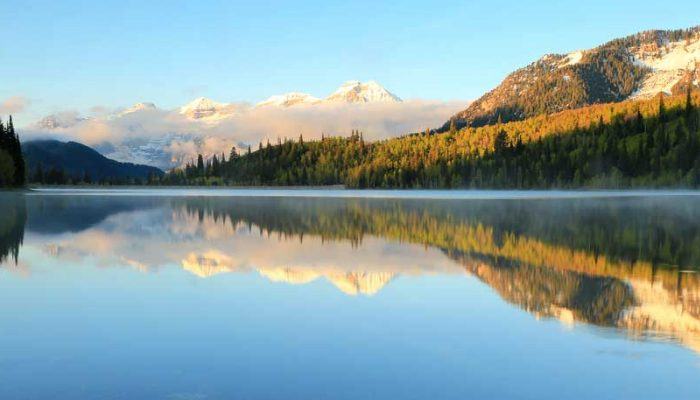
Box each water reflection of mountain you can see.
[4,193,700,351]
[176,196,700,270]
[0,194,25,265]
[453,251,700,352]
[454,252,635,326]
[25,195,162,234]
[175,196,700,350]
[181,250,395,296]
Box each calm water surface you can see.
[1,189,700,399]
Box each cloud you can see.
[0,96,30,115]
[210,100,466,142]
[20,99,468,169]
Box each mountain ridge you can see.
[23,139,164,183]
[443,26,700,130]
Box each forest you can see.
[0,117,25,188]
[162,89,700,188]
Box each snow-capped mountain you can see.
[630,34,700,99]
[28,80,412,170]
[95,133,201,170]
[256,92,321,107]
[34,113,89,130]
[179,97,238,121]
[118,102,157,116]
[445,26,700,129]
[325,80,401,103]
[256,81,401,107]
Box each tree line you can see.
[0,117,25,187]
[0,194,25,265]
[28,165,159,186]
[162,89,700,189]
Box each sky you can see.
[2,0,700,126]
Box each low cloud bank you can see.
[20,99,467,169]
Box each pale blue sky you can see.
[2,0,700,124]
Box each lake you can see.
[1,189,700,399]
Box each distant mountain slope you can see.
[444,26,700,130]
[23,140,164,182]
[164,90,700,188]
[178,97,241,122]
[325,80,401,104]
[256,92,322,107]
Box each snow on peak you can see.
[120,102,157,116]
[633,35,700,71]
[631,33,700,99]
[180,97,226,113]
[256,81,402,106]
[179,97,233,120]
[562,51,583,67]
[325,80,402,103]
[256,92,321,107]
[35,113,88,130]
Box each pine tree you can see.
[0,118,5,151]
[494,129,508,153]
[9,117,25,186]
[0,116,26,187]
[197,154,204,176]
[659,94,668,124]
[33,163,44,183]
[449,119,457,134]
[212,154,220,176]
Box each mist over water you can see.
[1,189,700,399]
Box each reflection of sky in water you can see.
[1,191,700,399]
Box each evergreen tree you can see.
[161,90,700,189]
[0,116,26,187]
[197,154,205,176]
[659,94,668,124]
[8,117,24,186]
[33,164,44,184]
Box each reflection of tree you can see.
[453,252,634,326]
[0,194,26,265]
[175,196,700,338]
[25,196,162,234]
[176,196,700,272]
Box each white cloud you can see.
[0,96,30,115]
[20,99,468,169]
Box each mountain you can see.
[166,89,700,188]
[180,251,395,296]
[256,92,321,107]
[325,80,401,103]
[35,113,88,130]
[179,97,238,121]
[23,140,163,182]
[27,80,407,170]
[444,26,700,130]
[118,102,157,116]
[256,81,401,107]
[96,133,201,171]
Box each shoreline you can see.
[16,186,700,200]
